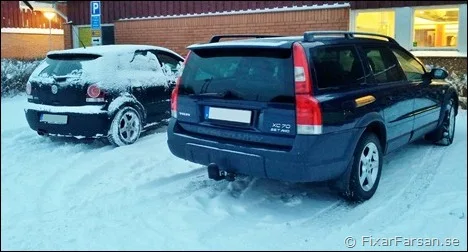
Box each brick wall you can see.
[63,24,73,49]
[114,8,350,56]
[1,33,64,59]
[418,57,467,75]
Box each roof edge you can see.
[117,3,351,22]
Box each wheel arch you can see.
[355,112,388,154]
[363,121,387,154]
[450,90,459,115]
[328,114,387,197]
[107,93,147,125]
[436,88,459,128]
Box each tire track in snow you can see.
[360,143,448,233]
[285,140,445,238]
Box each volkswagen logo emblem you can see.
[51,85,58,94]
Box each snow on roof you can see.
[118,3,350,21]
[47,44,181,58]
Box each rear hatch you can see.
[28,53,102,106]
[174,47,296,150]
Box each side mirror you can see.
[431,68,449,79]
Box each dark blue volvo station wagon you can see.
[167,32,458,202]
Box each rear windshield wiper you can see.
[200,77,213,93]
[198,90,244,100]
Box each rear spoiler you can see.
[209,34,283,43]
[303,31,397,44]
[47,53,101,60]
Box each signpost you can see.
[90,1,101,46]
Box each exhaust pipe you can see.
[207,163,235,181]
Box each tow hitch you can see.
[207,163,235,181]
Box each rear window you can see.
[179,48,294,103]
[40,54,101,77]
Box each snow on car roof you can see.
[47,44,181,58]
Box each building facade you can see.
[1,1,67,59]
[3,1,467,74]
[62,1,467,73]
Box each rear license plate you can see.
[205,107,252,124]
[40,114,68,124]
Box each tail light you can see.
[26,82,32,95]
[171,51,192,118]
[293,42,322,135]
[86,84,105,102]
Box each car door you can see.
[358,44,416,153]
[127,49,166,124]
[147,50,185,122]
[155,50,184,78]
[390,47,444,141]
[309,44,378,134]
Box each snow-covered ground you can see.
[1,95,467,250]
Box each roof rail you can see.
[303,31,397,44]
[209,34,283,43]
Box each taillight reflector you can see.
[293,42,322,135]
[86,84,105,102]
[171,51,192,118]
[87,84,101,98]
[171,77,180,118]
[26,82,32,95]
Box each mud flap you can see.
[328,156,354,195]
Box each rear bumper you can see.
[167,119,361,183]
[24,102,110,137]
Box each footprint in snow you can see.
[449,210,465,219]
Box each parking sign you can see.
[90,1,101,46]
[91,15,101,29]
[91,1,101,16]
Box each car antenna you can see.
[65,21,86,49]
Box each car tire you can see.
[107,106,142,147]
[341,132,383,202]
[424,98,456,146]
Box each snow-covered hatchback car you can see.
[24,45,184,146]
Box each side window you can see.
[391,48,426,82]
[362,46,405,83]
[129,50,161,71]
[156,51,183,71]
[311,46,365,89]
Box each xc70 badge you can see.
[270,123,291,133]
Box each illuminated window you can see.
[413,8,459,48]
[355,11,395,38]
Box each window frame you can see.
[128,49,162,72]
[357,44,407,85]
[351,9,396,38]
[410,5,461,51]
[309,44,368,91]
[389,45,428,83]
[349,4,467,57]
[153,50,184,68]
